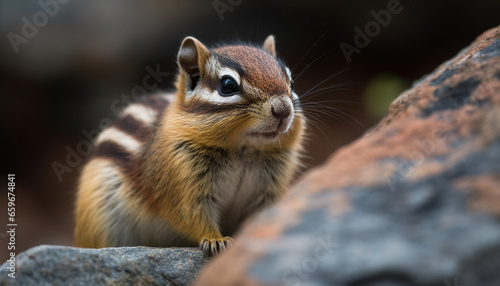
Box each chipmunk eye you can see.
[219,76,239,96]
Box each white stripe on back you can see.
[96,127,142,153]
[121,104,158,126]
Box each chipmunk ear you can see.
[178,37,210,90]
[262,35,277,57]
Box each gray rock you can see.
[0,245,207,286]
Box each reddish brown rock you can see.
[196,26,500,286]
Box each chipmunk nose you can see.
[271,97,291,119]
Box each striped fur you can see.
[75,36,305,256]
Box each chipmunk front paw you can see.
[199,236,234,257]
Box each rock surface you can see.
[0,245,207,285]
[195,26,500,285]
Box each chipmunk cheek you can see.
[222,115,254,137]
[241,117,258,131]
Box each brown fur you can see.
[213,45,289,95]
[75,35,305,256]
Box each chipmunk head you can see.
[175,35,304,150]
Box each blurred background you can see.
[0,0,499,255]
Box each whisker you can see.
[299,107,362,119]
[303,116,335,149]
[299,88,353,102]
[301,101,361,119]
[302,108,344,124]
[299,82,361,99]
[294,49,334,82]
[292,29,330,74]
[298,67,351,101]
[311,106,363,128]
[298,100,362,106]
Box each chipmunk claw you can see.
[199,236,234,257]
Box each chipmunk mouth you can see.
[247,119,291,140]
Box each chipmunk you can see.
[74,35,305,256]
